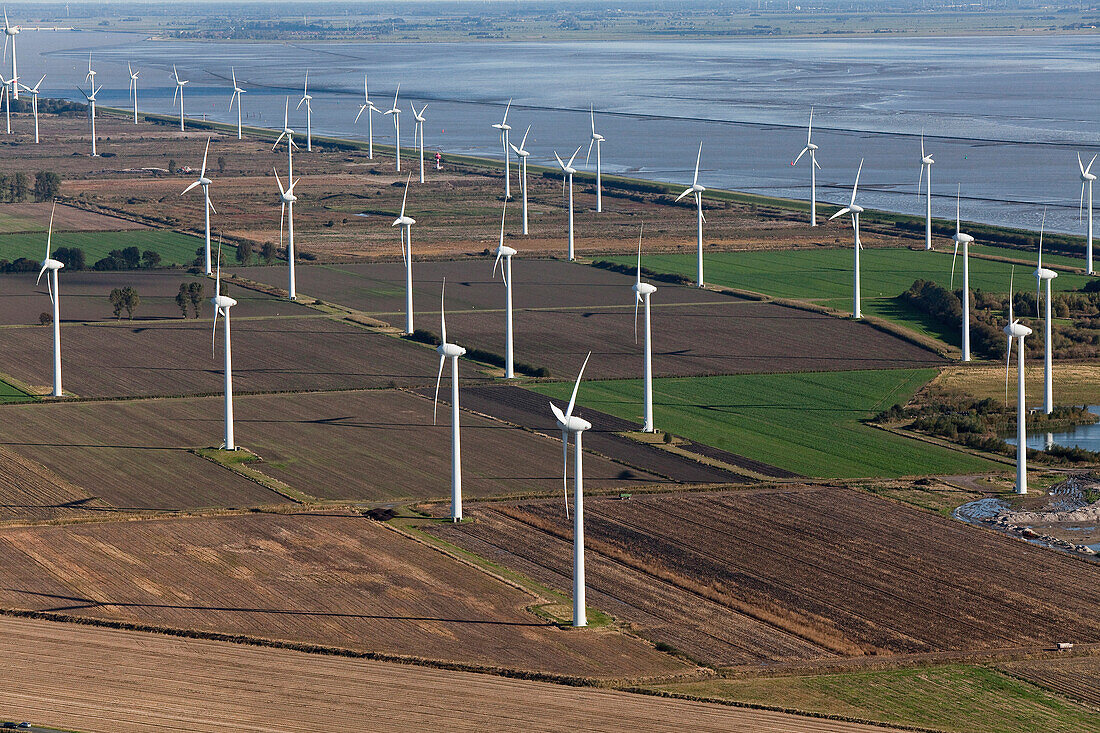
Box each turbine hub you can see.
[1036,267,1058,280]
[281,193,297,204]
[633,282,657,296]
[438,343,466,358]
[849,204,864,214]
[807,143,818,151]
[199,177,212,186]
[922,156,934,165]
[1005,322,1032,338]
[212,295,237,309]
[693,184,706,193]
[1084,173,1098,182]
[393,216,415,227]
[953,233,974,245]
[558,416,592,433]
[41,259,63,271]
[497,245,517,257]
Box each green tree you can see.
[235,240,253,265]
[33,171,61,202]
[108,288,125,320]
[187,281,204,318]
[261,241,276,265]
[38,311,52,326]
[0,174,10,203]
[12,172,29,203]
[141,249,161,269]
[121,286,139,319]
[175,283,189,318]
[53,247,85,271]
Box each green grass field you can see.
[606,248,1093,344]
[654,664,1100,733]
[0,211,44,235]
[531,370,999,478]
[0,230,206,267]
[0,379,32,404]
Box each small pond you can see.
[1006,406,1100,452]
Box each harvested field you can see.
[1000,656,1100,709]
[0,269,302,324]
[933,363,1100,407]
[0,202,148,232]
[0,513,686,678]
[0,315,465,397]
[0,446,113,522]
[426,487,1100,667]
[0,390,660,504]
[0,616,911,733]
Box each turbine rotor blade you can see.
[562,429,570,520]
[565,351,592,419]
[433,354,445,425]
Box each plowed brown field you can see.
[1001,656,1100,709]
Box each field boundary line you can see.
[187,448,316,504]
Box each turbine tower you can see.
[392,175,415,333]
[297,71,312,152]
[181,139,216,276]
[77,76,100,157]
[172,65,188,132]
[493,201,517,379]
[36,205,63,397]
[127,63,139,123]
[1004,270,1031,495]
[508,125,531,235]
[19,74,43,143]
[675,143,706,287]
[632,226,657,432]
[917,132,934,251]
[792,107,821,226]
[3,9,18,100]
[384,84,401,172]
[549,352,593,628]
[274,166,299,301]
[354,75,380,159]
[1034,210,1057,414]
[211,243,238,451]
[586,106,605,213]
[0,72,9,134]
[1080,153,1096,275]
[491,99,512,199]
[555,146,582,261]
[411,102,428,184]
[950,186,974,361]
[829,158,864,319]
[433,279,467,522]
[229,68,245,140]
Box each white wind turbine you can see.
[493,201,517,379]
[829,158,865,319]
[433,278,467,522]
[77,76,100,157]
[549,351,593,628]
[1034,210,1057,414]
[228,68,245,140]
[917,132,934,251]
[0,72,11,134]
[491,99,512,199]
[1079,153,1097,275]
[632,226,657,433]
[211,242,238,451]
[508,124,531,235]
[274,166,299,301]
[127,63,139,123]
[354,75,380,159]
[555,145,582,261]
[297,71,313,152]
[36,205,63,397]
[411,102,428,184]
[1004,269,1032,495]
[675,143,706,287]
[384,84,402,171]
[272,97,298,175]
[392,175,416,334]
[792,107,821,226]
[3,9,18,100]
[18,73,43,143]
[172,64,188,132]
[586,106,605,213]
[950,186,974,361]
[181,139,216,276]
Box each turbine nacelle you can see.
[551,403,592,435]
[807,142,818,151]
[438,342,466,359]
[39,258,63,274]
[633,281,657,297]
[922,155,934,166]
[211,294,237,310]
[1035,267,1058,282]
[392,215,415,227]
[1004,321,1032,339]
[849,204,864,214]
[496,244,517,258]
[953,232,973,245]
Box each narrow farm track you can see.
[0,615,913,733]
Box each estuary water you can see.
[17,30,1100,235]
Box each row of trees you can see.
[176,282,206,318]
[0,171,60,204]
[108,287,140,320]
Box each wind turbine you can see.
[18,73,42,143]
[296,71,312,152]
[0,72,10,134]
[77,77,100,157]
[172,64,188,132]
[228,68,245,140]
[792,107,821,226]
[632,226,657,433]
[392,175,415,334]
[1079,153,1097,275]
[181,139,216,277]
[1034,210,1057,414]
[211,241,238,451]
[675,143,706,287]
[917,132,934,251]
[3,9,18,100]
[411,102,428,184]
[36,205,62,397]
[433,278,467,522]
[950,186,974,361]
[829,158,865,319]
[586,106,605,213]
[354,75,380,159]
[272,97,298,175]
[1004,269,1032,495]
[555,146,582,261]
[274,166,299,301]
[508,125,531,235]
[384,84,401,171]
[493,201,517,379]
[549,351,593,628]
[127,63,139,123]
[491,99,512,199]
